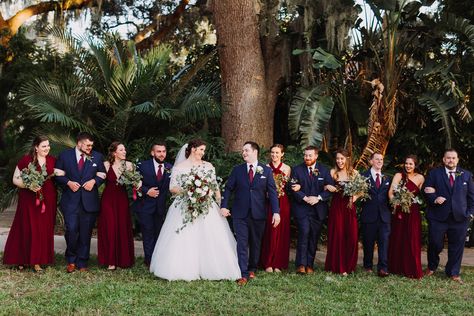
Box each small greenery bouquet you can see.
[273,173,289,198]
[343,172,371,207]
[19,162,50,213]
[174,165,219,232]
[390,180,422,214]
[117,161,143,200]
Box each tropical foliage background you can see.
[1,0,473,207]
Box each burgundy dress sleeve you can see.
[17,154,33,170]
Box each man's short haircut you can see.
[76,132,94,143]
[244,141,260,154]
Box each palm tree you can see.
[20,28,220,150]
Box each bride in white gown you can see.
[149,139,241,281]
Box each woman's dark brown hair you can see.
[29,135,49,165]
[185,139,207,158]
[403,154,418,174]
[107,141,123,164]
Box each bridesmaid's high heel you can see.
[33,265,44,273]
[265,267,273,273]
[107,265,116,271]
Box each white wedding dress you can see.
[149,161,241,281]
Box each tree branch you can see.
[3,0,98,39]
[135,0,189,51]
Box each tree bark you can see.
[212,0,274,152]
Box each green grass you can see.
[0,255,473,315]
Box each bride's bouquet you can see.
[342,172,371,207]
[174,165,219,232]
[117,161,143,200]
[18,162,51,213]
[390,180,422,214]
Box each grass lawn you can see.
[0,255,473,315]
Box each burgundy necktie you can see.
[156,164,163,181]
[249,164,254,183]
[78,154,85,172]
[375,173,381,189]
[309,167,313,178]
[449,172,454,187]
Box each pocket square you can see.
[260,176,266,179]
[318,177,324,180]
[92,163,97,167]
[385,182,389,185]
[463,182,467,185]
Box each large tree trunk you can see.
[212,0,272,152]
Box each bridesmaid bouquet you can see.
[273,173,289,197]
[117,161,143,200]
[19,162,50,213]
[343,172,371,207]
[390,181,422,214]
[175,166,219,232]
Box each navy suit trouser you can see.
[428,214,469,276]
[136,211,166,264]
[233,214,266,279]
[62,204,98,268]
[295,211,324,268]
[362,217,390,271]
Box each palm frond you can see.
[288,86,335,148]
[179,82,221,123]
[418,92,457,148]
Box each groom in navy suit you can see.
[423,149,474,283]
[221,141,280,285]
[55,132,106,272]
[133,142,172,266]
[290,146,333,274]
[360,152,391,277]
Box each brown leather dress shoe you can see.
[249,271,256,279]
[79,267,88,272]
[66,263,76,273]
[296,265,306,274]
[364,268,373,273]
[306,267,314,274]
[424,269,434,276]
[451,276,464,284]
[236,277,248,286]
[378,270,389,277]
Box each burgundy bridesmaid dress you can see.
[325,181,358,274]
[3,155,57,266]
[388,176,423,279]
[259,162,291,270]
[97,167,135,268]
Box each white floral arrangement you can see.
[343,172,371,207]
[174,165,219,232]
[390,180,422,214]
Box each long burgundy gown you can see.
[97,167,135,268]
[325,181,358,274]
[388,177,422,279]
[3,155,57,266]
[259,162,291,270]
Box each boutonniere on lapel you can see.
[84,154,94,163]
[164,166,172,175]
[312,168,320,177]
[454,171,463,177]
[255,166,264,175]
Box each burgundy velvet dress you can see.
[388,177,423,279]
[325,181,358,274]
[3,155,57,266]
[259,162,291,270]
[97,167,135,268]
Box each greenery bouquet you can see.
[117,161,143,200]
[19,162,50,213]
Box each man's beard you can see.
[304,159,316,166]
[154,158,165,164]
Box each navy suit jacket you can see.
[221,163,279,220]
[55,148,106,214]
[290,162,334,220]
[133,159,172,216]
[424,167,474,222]
[360,170,391,224]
